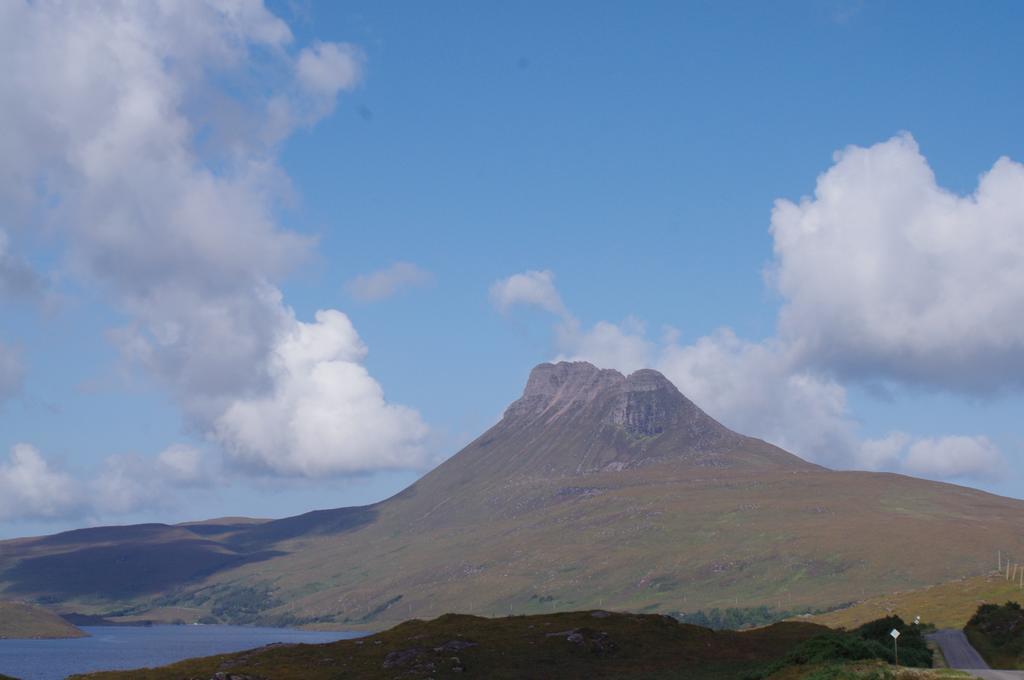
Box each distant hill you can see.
[2,362,1024,628]
[0,600,86,639]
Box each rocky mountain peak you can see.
[515,361,622,409]
[470,361,808,477]
[505,362,713,438]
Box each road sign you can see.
[890,629,900,639]
[891,629,900,665]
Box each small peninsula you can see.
[0,600,87,639]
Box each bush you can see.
[967,601,1024,647]
[746,615,932,677]
[852,616,932,668]
[786,634,894,665]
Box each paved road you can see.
[927,629,1024,679]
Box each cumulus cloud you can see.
[297,42,363,97]
[900,435,1004,480]
[557,318,655,377]
[215,310,429,476]
[346,262,433,302]
[156,444,207,485]
[490,270,567,315]
[90,444,213,515]
[0,442,217,522]
[0,1,428,478]
[0,444,80,521]
[771,133,1024,392]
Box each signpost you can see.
[890,628,900,666]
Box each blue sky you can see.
[1,1,1023,537]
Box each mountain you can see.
[1,361,1022,627]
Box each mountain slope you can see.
[1,362,1022,628]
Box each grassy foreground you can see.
[70,610,831,679]
[768,663,971,679]
[801,573,1024,630]
[0,600,86,639]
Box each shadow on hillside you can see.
[3,541,286,599]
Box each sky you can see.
[2,0,1024,538]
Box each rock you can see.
[545,627,617,654]
[433,639,477,652]
[382,647,424,668]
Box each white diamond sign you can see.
[890,629,900,639]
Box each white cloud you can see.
[346,262,434,302]
[0,444,80,521]
[490,270,567,315]
[90,444,213,515]
[0,341,23,405]
[214,310,429,477]
[0,441,218,521]
[157,444,206,484]
[0,1,425,479]
[901,435,1004,480]
[858,432,911,471]
[771,133,1024,392]
[297,42,363,97]
[557,317,655,377]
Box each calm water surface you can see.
[0,625,363,680]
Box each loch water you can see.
[0,624,362,680]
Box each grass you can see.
[801,573,1024,630]
[69,610,832,680]
[0,600,86,639]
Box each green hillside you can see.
[0,600,86,639]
